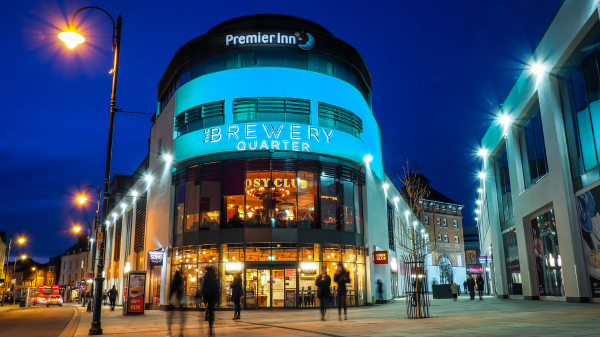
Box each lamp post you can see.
[1,234,20,306]
[59,7,121,334]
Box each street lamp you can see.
[74,218,94,304]
[73,226,82,234]
[1,234,26,306]
[59,6,122,334]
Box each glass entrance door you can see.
[245,268,297,308]
[257,269,271,308]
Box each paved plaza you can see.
[67,296,600,336]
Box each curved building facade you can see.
[102,15,412,311]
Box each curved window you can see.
[172,158,365,233]
[233,97,310,124]
[158,50,371,114]
[175,100,225,137]
[318,102,363,138]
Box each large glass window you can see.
[173,159,365,232]
[494,144,514,223]
[518,103,548,189]
[318,102,363,139]
[502,228,522,295]
[232,97,310,124]
[530,209,564,297]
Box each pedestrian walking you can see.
[334,263,350,321]
[450,282,459,301]
[463,280,468,293]
[231,272,242,320]
[108,286,118,311]
[202,266,219,336]
[102,290,108,306]
[376,279,384,303]
[476,275,485,300]
[166,270,185,337]
[86,290,93,312]
[315,266,331,321]
[467,276,476,300]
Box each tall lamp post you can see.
[58,7,121,334]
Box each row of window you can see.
[495,145,514,223]
[174,98,364,140]
[171,159,365,234]
[62,259,85,270]
[159,49,371,114]
[436,234,460,244]
[423,216,459,229]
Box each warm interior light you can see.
[58,27,85,49]
[77,196,87,204]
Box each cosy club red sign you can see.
[373,251,388,264]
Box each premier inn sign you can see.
[225,31,315,50]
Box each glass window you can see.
[180,70,190,86]
[185,175,200,233]
[260,49,285,67]
[518,103,549,189]
[443,218,447,227]
[206,54,227,73]
[224,196,245,228]
[286,50,308,70]
[323,245,340,262]
[354,183,363,234]
[299,244,316,261]
[297,172,317,229]
[175,182,185,235]
[453,220,458,229]
[530,209,564,297]
[271,171,297,228]
[424,216,429,224]
[271,243,297,261]
[199,245,218,264]
[245,171,272,227]
[317,57,334,76]
[245,243,272,261]
[191,61,206,79]
[494,144,514,223]
[200,163,220,230]
[320,176,338,230]
[502,228,522,295]
[340,180,354,232]
[222,160,245,229]
[238,52,257,67]
[335,62,350,82]
[387,203,395,250]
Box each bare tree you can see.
[395,160,440,319]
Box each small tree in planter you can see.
[396,160,440,319]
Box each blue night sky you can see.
[0,0,563,261]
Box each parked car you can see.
[46,295,63,307]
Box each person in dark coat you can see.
[202,266,219,336]
[315,266,331,321]
[376,279,384,302]
[467,276,476,300]
[334,264,350,321]
[463,280,468,293]
[108,286,118,311]
[166,270,185,337]
[476,275,485,300]
[231,272,243,320]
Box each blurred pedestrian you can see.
[108,285,118,311]
[450,282,459,301]
[87,290,93,312]
[376,279,384,303]
[166,270,185,337]
[467,276,475,300]
[202,266,219,336]
[476,275,485,300]
[102,290,108,306]
[334,264,350,321]
[231,272,242,320]
[315,266,331,321]
[463,280,467,293]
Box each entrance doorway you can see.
[245,268,297,308]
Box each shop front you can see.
[172,243,366,309]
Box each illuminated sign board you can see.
[390,257,398,273]
[148,251,164,267]
[468,267,483,273]
[373,251,388,264]
[246,178,307,189]
[478,256,491,264]
[198,123,334,153]
[226,31,315,51]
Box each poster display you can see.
[124,271,146,315]
[576,189,600,298]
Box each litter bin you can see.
[19,296,26,307]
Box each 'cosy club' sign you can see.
[373,251,388,264]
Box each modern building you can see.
[403,175,466,289]
[102,14,423,310]
[477,0,600,303]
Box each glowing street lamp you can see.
[21,254,26,260]
[17,238,25,245]
[77,196,88,204]
[73,226,82,234]
[58,25,85,49]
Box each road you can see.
[0,305,74,337]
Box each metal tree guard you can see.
[402,253,430,319]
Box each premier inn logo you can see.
[225,31,315,50]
